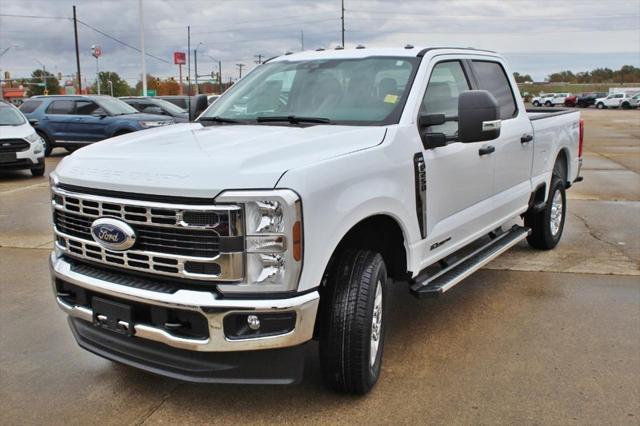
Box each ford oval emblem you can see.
[90,218,136,251]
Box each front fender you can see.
[277,140,420,293]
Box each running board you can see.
[410,225,530,298]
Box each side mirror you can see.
[458,90,501,143]
[28,118,38,127]
[418,113,447,149]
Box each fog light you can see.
[223,312,296,340]
[247,315,260,330]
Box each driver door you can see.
[419,60,496,253]
[67,100,109,142]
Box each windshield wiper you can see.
[256,115,331,125]
[197,116,242,124]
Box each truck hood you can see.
[54,123,387,198]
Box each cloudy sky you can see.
[1,0,638,86]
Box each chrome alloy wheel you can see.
[550,189,563,236]
[370,279,383,367]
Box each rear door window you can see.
[19,100,42,114]
[46,100,75,115]
[471,61,518,119]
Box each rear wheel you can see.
[621,102,631,110]
[319,249,388,394]
[544,101,552,107]
[533,101,540,107]
[525,161,567,250]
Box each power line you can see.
[76,19,172,65]
[0,13,70,20]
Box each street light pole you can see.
[95,55,100,95]
[107,80,113,97]
[194,42,203,95]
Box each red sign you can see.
[91,45,102,58]
[174,52,186,65]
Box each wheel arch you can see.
[322,214,410,286]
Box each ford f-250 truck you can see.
[48,47,583,394]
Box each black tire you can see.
[525,162,567,250]
[596,102,605,109]
[37,130,53,157]
[30,164,45,177]
[319,249,388,394]
[621,102,630,110]
[533,101,540,107]
[544,101,552,107]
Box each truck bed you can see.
[526,107,577,121]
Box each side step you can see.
[410,225,530,298]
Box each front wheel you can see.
[544,101,552,107]
[319,249,388,394]
[533,101,540,107]
[621,102,631,110]
[525,166,567,250]
[36,131,53,157]
[596,102,605,109]
[30,163,45,177]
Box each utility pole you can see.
[254,54,264,64]
[187,26,192,120]
[219,60,222,94]
[194,42,203,95]
[341,0,345,48]
[139,0,147,96]
[236,64,245,79]
[300,30,304,51]
[73,6,82,92]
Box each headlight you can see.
[139,120,172,128]
[25,132,44,154]
[215,189,302,294]
[25,132,41,143]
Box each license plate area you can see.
[0,152,17,163]
[92,296,134,336]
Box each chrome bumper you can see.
[50,253,319,352]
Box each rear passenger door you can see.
[42,100,75,141]
[469,59,533,215]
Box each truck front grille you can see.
[51,186,245,281]
[0,138,30,153]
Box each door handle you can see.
[478,145,495,156]
[521,134,534,143]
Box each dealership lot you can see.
[1,109,638,424]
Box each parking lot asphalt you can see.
[1,109,639,425]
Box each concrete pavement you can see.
[1,110,638,424]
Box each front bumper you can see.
[50,253,319,353]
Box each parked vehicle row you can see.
[531,91,639,110]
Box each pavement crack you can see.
[134,383,180,425]
[572,212,623,249]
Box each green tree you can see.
[513,72,533,83]
[28,69,60,96]
[92,71,130,97]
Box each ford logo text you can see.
[90,218,136,251]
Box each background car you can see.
[545,93,570,106]
[564,95,577,107]
[531,93,551,107]
[156,95,209,119]
[19,95,174,155]
[120,97,189,122]
[0,101,45,177]
[575,92,608,108]
[595,93,637,109]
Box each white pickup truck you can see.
[49,47,583,394]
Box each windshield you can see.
[96,97,139,115]
[0,104,27,126]
[152,98,187,115]
[200,56,420,125]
